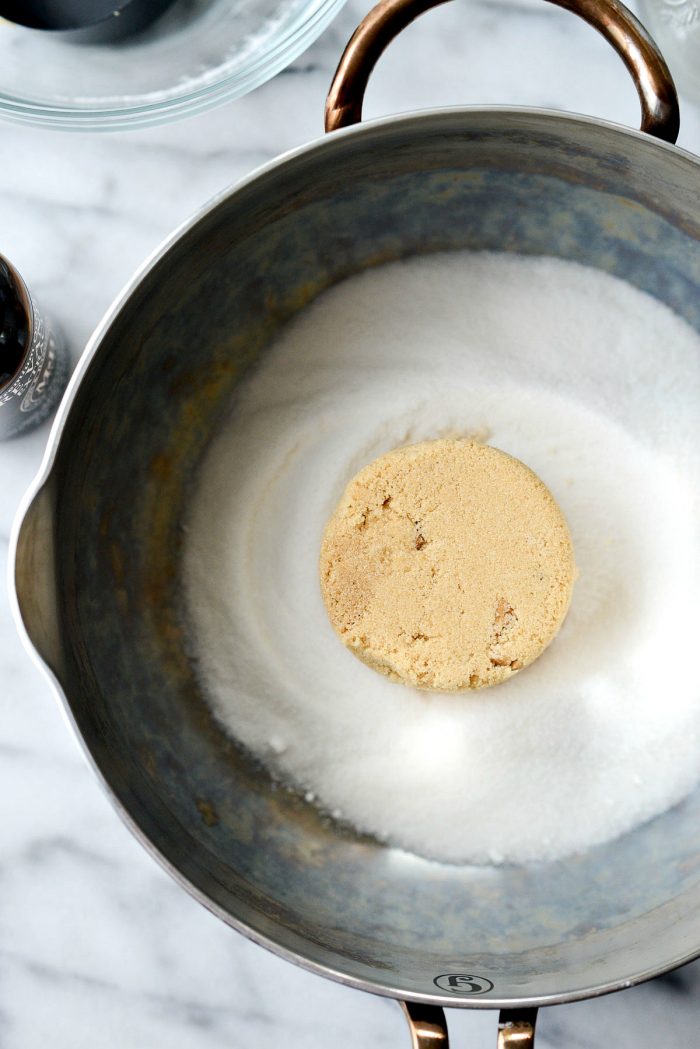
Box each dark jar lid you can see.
[0,255,32,394]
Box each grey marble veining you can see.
[2,1,700,1046]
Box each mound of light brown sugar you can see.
[319,439,576,691]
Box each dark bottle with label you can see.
[0,255,69,440]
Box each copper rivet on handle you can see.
[498,1008,539,1048]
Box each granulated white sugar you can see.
[183,252,700,865]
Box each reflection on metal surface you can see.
[324,0,679,143]
[401,1001,449,1048]
[497,1008,538,1048]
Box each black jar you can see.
[0,255,69,440]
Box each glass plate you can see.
[0,0,346,131]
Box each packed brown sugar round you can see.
[319,438,577,691]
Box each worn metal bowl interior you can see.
[13,109,700,1010]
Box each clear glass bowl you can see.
[0,0,347,131]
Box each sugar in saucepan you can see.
[183,252,700,866]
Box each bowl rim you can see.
[11,105,700,1009]
[0,0,347,131]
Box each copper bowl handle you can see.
[400,1003,539,1047]
[324,0,679,143]
[498,1008,538,1048]
[401,1002,450,1047]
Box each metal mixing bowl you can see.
[11,0,700,1043]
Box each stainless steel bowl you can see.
[11,0,700,1044]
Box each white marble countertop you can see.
[2,2,700,1046]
